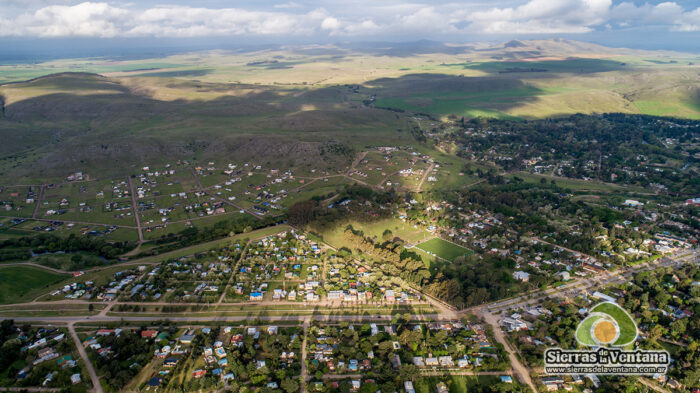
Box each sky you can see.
[1,0,699,59]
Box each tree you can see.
[287,200,317,226]
[281,378,299,393]
[382,229,393,242]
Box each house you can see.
[624,199,643,208]
[164,358,179,367]
[666,379,683,389]
[501,317,527,332]
[222,373,235,381]
[179,334,195,344]
[192,370,206,378]
[250,291,263,301]
[513,271,530,282]
[404,381,415,393]
[557,271,571,281]
[438,356,454,367]
[542,377,564,391]
[684,197,700,206]
[437,382,449,393]
[141,330,158,339]
[500,376,513,383]
[592,291,616,303]
[147,377,162,387]
[384,289,395,302]
[70,374,82,384]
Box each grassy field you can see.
[317,217,429,249]
[0,43,698,183]
[514,172,649,194]
[414,375,504,393]
[414,237,472,262]
[131,224,290,264]
[0,265,70,304]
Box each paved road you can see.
[11,312,445,325]
[470,250,697,315]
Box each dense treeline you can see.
[89,330,155,391]
[0,234,133,260]
[148,214,282,255]
[343,226,431,286]
[456,113,699,194]
[290,184,399,230]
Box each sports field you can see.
[415,237,472,262]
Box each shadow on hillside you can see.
[364,73,546,118]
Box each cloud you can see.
[0,0,699,38]
[609,1,700,32]
[11,2,128,38]
[320,17,341,31]
[466,0,612,34]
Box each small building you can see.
[404,381,415,393]
[141,330,158,339]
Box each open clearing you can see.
[415,237,472,262]
[0,265,70,304]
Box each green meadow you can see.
[0,265,70,304]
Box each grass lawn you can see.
[575,315,599,346]
[514,172,648,194]
[415,237,472,262]
[317,217,429,249]
[0,265,70,304]
[132,224,290,264]
[414,375,503,393]
[590,302,637,346]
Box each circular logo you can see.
[576,302,637,347]
[592,318,619,344]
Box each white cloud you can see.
[466,0,612,34]
[320,16,340,31]
[13,2,128,37]
[0,0,699,38]
[674,7,700,31]
[610,1,700,32]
